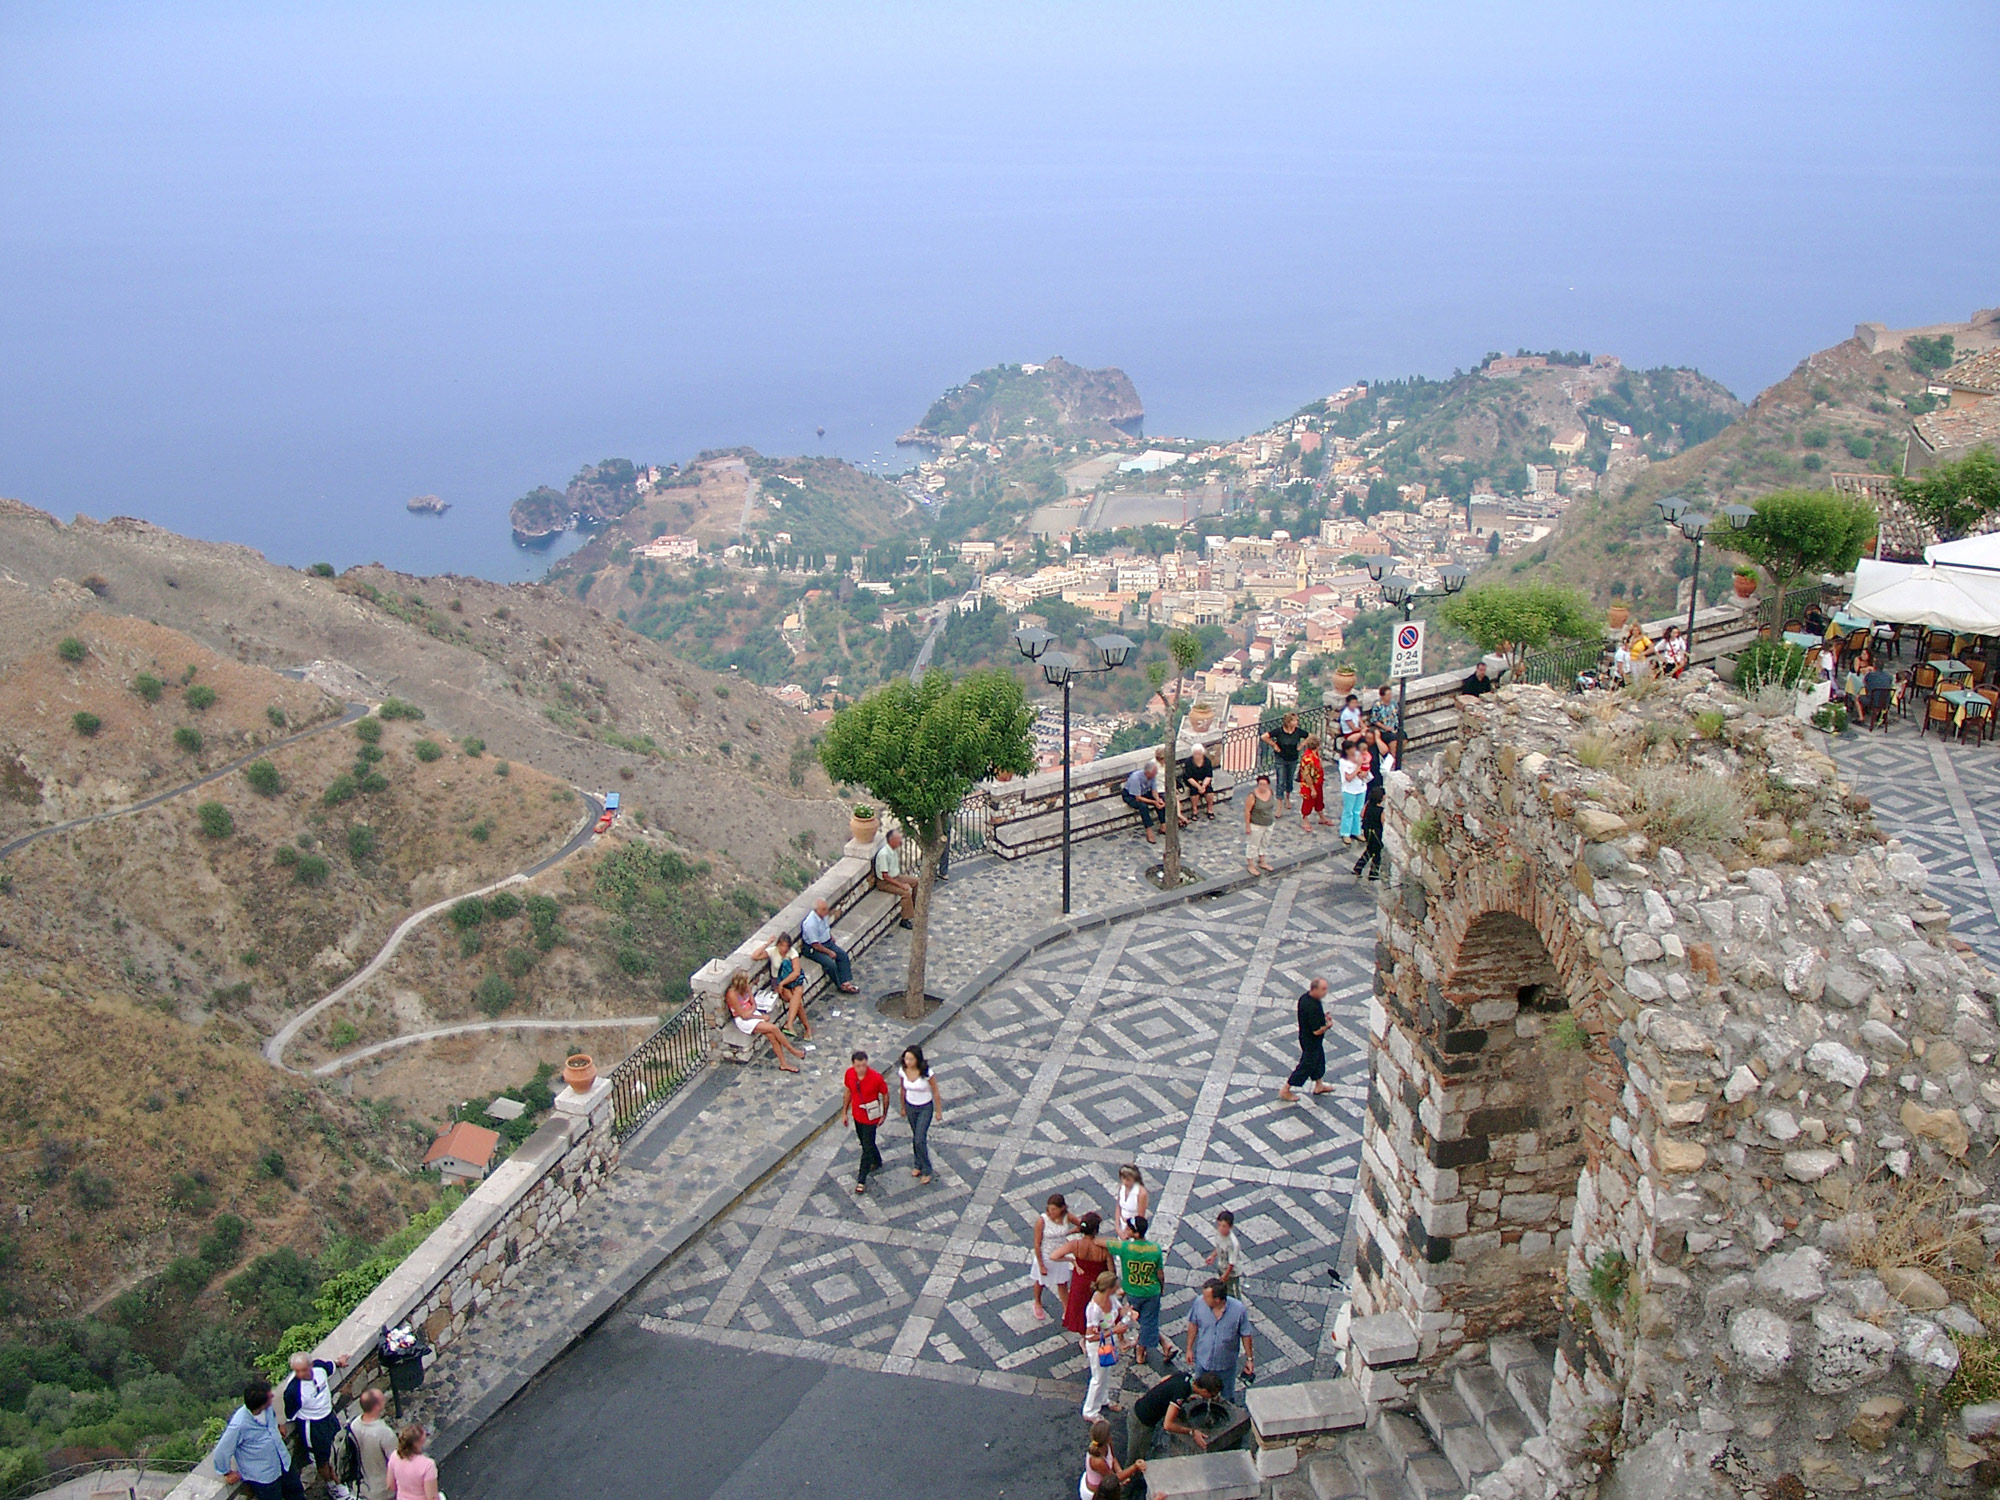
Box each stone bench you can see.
[715,887,903,1063]
[990,766,1239,859]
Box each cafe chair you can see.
[1907,662,1940,719]
[1923,696,1954,738]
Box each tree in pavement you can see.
[1147,631,1205,888]
[1437,582,1598,675]
[1725,488,1878,607]
[1897,448,2000,543]
[820,668,1035,1017]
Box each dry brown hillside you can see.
[1504,318,1981,614]
[0,507,849,890]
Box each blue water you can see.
[3,3,1995,582]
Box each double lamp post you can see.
[1655,497,1756,656]
[1362,557,1467,740]
[1012,627,1135,915]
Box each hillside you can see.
[1502,315,1994,613]
[900,356,1144,446]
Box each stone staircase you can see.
[1301,1335,1552,1500]
[1146,1327,1558,1500]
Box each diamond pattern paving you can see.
[1832,733,2000,966]
[624,869,1374,1403]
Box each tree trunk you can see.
[1160,683,1188,886]
[904,814,940,1018]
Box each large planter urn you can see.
[1188,703,1214,733]
[1733,572,1759,600]
[1331,666,1359,696]
[563,1053,596,1093]
[1606,604,1629,630]
[850,807,879,844]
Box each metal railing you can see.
[1762,580,1835,629]
[1518,638,1607,687]
[607,998,710,1140]
[1,1459,195,1500]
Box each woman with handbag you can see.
[1080,1270,1130,1421]
[843,1050,889,1194]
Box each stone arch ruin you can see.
[1337,678,2000,1500]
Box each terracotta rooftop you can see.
[1942,347,2000,397]
[1914,400,2000,458]
[424,1121,500,1168]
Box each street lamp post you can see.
[1655,498,1755,659]
[1013,629,1135,915]
[1363,557,1468,743]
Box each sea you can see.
[2,5,1994,584]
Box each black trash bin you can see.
[378,1328,432,1416]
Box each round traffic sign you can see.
[1397,623,1420,650]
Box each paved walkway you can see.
[410,810,1374,1453]
[1832,729,2000,966]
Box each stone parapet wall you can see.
[158,1081,617,1500]
[1357,672,2000,1500]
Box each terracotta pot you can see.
[1188,703,1214,732]
[1606,605,1629,630]
[1331,667,1358,696]
[563,1054,596,1093]
[994,768,1015,781]
[1733,573,1758,599]
[850,811,879,845]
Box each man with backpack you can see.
[350,1389,398,1500]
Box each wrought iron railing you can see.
[1762,580,1834,630]
[1518,638,1608,687]
[608,998,710,1140]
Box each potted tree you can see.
[1732,567,1759,599]
[1331,662,1359,697]
[821,670,1034,1017]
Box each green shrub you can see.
[266,705,287,727]
[356,743,384,764]
[196,802,234,839]
[244,759,282,795]
[713,684,729,698]
[71,711,101,737]
[459,929,483,958]
[1633,766,1749,853]
[329,1020,359,1049]
[57,637,86,663]
[469,818,493,842]
[413,739,444,762]
[1736,640,1809,691]
[353,716,382,744]
[273,844,300,867]
[1694,709,1727,739]
[131,673,164,703]
[183,684,217,712]
[502,947,536,979]
[377,698,425,720]
[70,1168,115,1210]
[615,946,651,976]
[168,1171,217,1214]
[322,774,357,806]
[494,760,509,777]
[307,562,336,578]
[1812,703,1849,734]
[346,824,377,860]
[461,736,485,757]
[449,896,486,929]
[198,1213,246,1268]
[294,854,330,885]
[487,890,522,919]
[474,973,517,1018]
[173,726,202,754]
[356,770,388,794]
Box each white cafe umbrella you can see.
[1849,557,2000,636]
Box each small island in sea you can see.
[406,493,450,516]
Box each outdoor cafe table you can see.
[1941,688,1990,735]
[1784,632,1822,650]
[1832,611,1875,632]
[1936,660,1974,681]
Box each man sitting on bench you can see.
[873,828,917,931]
[801,897,860,994]
[1123,757,1167,844]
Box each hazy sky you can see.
[3,3,1996,575]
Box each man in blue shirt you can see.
[213,1377,305,1499]
[800,898,859,994]
[1122,759,1165,844]
[1184,1278,1255,1402]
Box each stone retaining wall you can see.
[1358,672,2000,1500]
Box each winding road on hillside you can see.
[310,1012,660,1076]
[265,791,603,1071]
[0,700,369,859]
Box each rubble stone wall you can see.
[1356,675,2000,1500]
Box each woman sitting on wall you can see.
[724,968,804,1072]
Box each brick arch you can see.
[1354,849,1634,1383]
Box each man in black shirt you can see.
[1129,1368,1224,1460]
[1460,661,1495,696]
[1278,976,1332,1103]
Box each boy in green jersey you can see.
[1109,1215,1173,1368]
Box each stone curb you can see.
[430,841,1348,1453]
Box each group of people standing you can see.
[1254,705,1396,881]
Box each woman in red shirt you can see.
[1053,1211,1111,1335]
[843,1049,889,1194]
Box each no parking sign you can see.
[1390,620,1425,680]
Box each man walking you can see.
[1109,1214,1172,1369]
[843,1049,888,1194]
[873,828,916,930]
[1279,977,1334,1103]
[1184,1278,1254,1402]
[350,1390,397,1500]
[212,1378,304,1500]
[801,898,859,994]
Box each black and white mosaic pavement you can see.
[1832,732,2000,966]
[624,870,1376,1403]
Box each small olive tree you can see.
[1726,488,1877,612]
[1437,582,1598,674]
[821,668,1034,1016]
[1147,631,1204,888]
[1897,447,2000,543]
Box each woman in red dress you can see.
[1053,1210,1110,1334]
[1298,734,1330,829]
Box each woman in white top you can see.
[1113,1165,1148,1239]
[1029,1192,1075,1322]
[899,1045,942,1184]
[1080,1269,1129,1422]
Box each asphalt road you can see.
[440,1320,1082,1500]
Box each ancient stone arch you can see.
[1340,680,2000,1500]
